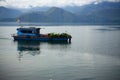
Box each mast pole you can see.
[17,17,22,28]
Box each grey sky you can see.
[0,0,119,8]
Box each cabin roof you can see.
[17,27,41,31]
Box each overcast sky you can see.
[0,0,119,8]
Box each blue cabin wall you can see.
[17,28,38,36]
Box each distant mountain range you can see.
[0,1,120,24]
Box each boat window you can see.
[20,30,32,34]
[36,29,40,34]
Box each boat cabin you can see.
[17,27,40,36]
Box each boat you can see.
[12,27,72,43]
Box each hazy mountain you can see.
[63,1,120,15]
[20,7,50,13]
[44,7,77,22]
[0,2,120,24]
[20,7,77,23]
[89,8,120,23]
[0,6,22,21]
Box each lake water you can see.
[0,25,120,80]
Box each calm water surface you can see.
[0,25,120,80]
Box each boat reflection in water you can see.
[14,40,71,61]
[14,40,41,60]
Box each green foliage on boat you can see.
[48,33,72,38]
